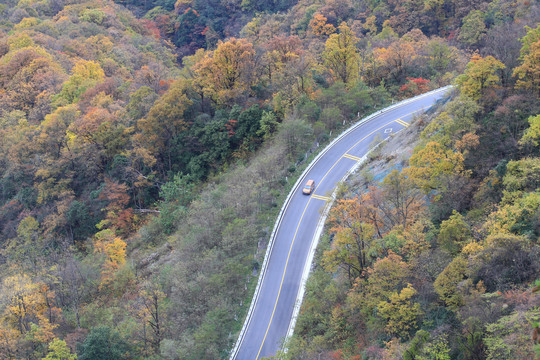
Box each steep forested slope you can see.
[0,0,538,358]
[287,29,540,360]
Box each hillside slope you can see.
[0,0,538,359]
[288,86,540,359]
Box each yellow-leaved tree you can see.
[133,79,192,171]
[0,273,61,357]
[194,38,255,104]
[43,338,77,360]
[404,141,466,195]
[94,229,127,287]
[377,283,423,339]
[455,54,505,100]
[323,22,359,84]
[54,60,105,106]
[434,256,468,310]
[519,114,540,148]
[513,24,540,97]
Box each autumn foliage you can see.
[0,0,538,358]
[399,77,431,97]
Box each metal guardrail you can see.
[283,85,452,350]
[229,86,452,359]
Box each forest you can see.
[0,0,538,358]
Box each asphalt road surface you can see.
[231,87,451,360]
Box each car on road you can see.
[302,179,315,195]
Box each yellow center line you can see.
[312,194,332,201]
[343,154,362,161]
[255,196,312,359]
[395,119,409,127]
[395,118,407,126]
[254,111,422,359]
[396,107,425,124]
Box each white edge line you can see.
[283,141,379,347]
[229,85,452,359]
[283,87,452,349]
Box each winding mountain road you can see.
[230,87,451,360]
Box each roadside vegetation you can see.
[0,0,537,358]
[287,31,540,360]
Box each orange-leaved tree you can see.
[373,40,417,84]
[97,178,134,236]
[310,13,335,37]
[323,193,384,282]
[194,38,255,104]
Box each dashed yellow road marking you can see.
[312,194,332,201]
[343,153,361,161]
[253,111,424,359]
[254,196,312,359]
[395,118,409,127]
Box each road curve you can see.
[230,87,451,360]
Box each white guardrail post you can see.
[229,86,452,359]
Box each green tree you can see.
[231,105,264,148]
[78,326,130,360]
[79,9,105,25]
[257,110,279,140]
[43,338,77,360]
[276,116,314,159]
[426,39,455,75]
[503,158,540,193]
[159,172,195,233]
[458,10,486,48]
[404,330,430,360]
[519,114,540,147]
[417,335,451,360]
[434,256,468,310]
[159,173,195,206]
[438,210,471,255]
[484,308,540,360]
